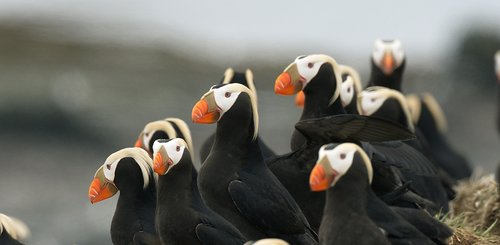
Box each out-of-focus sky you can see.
[0,0,499,63]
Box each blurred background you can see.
[0,1,498,244]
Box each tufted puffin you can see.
[192,83,318,244]
[294,64,362,115]
[198,68,275,162]
[152,138,247,245]
[310,143,450,245]
[406,93,472,180]
[88,148,159,245]
[367,39,406,91]
[272,54,441,231]
[0,214,30,245]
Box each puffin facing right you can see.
[152,138,246,245]
[0,214,30,245]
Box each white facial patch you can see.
[372,39,405,69]
[153,138,187,173]
[293,54,342,104]
[340,76,355,107]
[209,83,260,140]
[213,87,242,115]
[358,89,388,116]
[320,143,373,185]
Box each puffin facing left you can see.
[192,83,318,244]
[0,214,30,245]
[88,148,160,245]
[152,138,247,245]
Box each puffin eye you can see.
[106,164,111,170]
[144,133,149,137]
[225,92,231,98]
[307,62,314,68]
[339,153,346,160]
[176,146,180,152]
[371,98,376,103]
[347,87,351,93]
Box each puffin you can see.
[192,83,318,243]
[309,143,450,245]
[0,214,30,245]
[358,86,456,200]
[367,39,406,91]
[294,64,362,115]
[406,93,472,180]
[88,148,159,245]
[151,138,247,245]
[272,54,437,231]
[198,68,275,162]
[134,118,195,161]
[338,65,363,114]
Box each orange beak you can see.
[192,92,220,124]
[275,63,303,95]
[134,134,143,148]
[88,177,118,204]
[382,52,394,75]
[153,152,168,175]
[295,91,305,107]
[309,164,335,192]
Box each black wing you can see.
[228,171,317,244]
[295,114,415,144]
[391,207,453,243]
[133,231,161,245]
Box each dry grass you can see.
[443,175,500,244]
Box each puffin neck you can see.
[115,171,156,213]
[157,152,194,201]
[325,159,370,215]
[368,59,405,91]
[213,95,256,148]
[300,64,345,120]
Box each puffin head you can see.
[357,86,415,132]
[192,83,259,140]
[88,148,153,204]
[134,120,177,155]
[164,117,195,161]
[372,39,405,76]
[275,54,342,104]
[152,138,188,175]
[495,51,500,82]
[0,214,30,243]
[309,143,373,191]
[295,64,362,109]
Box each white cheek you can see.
[326,152,355,177]
[340,82,354,106]
[214,90,241,114]
[296,60,321,86]
[104,160,119,182]
[165,142,186,165]
[360,95,383,116]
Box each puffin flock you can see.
[1,40,499,245]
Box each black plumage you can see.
[416,95,472,180]
[109,158,158,245]
[199,68,275,162]
[196,87,317,244]
[0,231,23,245]
[154,142,246,245]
